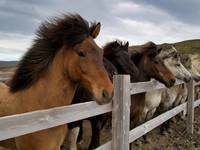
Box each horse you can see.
[141,48,196,141]
[68,40,139,150]
[0,58,117,150]
[190,54,200,73]
[180,54,200,82]
[157,47,192,135]
[67,57,118,150]
[129,42,175,149]
[190,54,200,100]
[0,13,113,150]
[172,54,200,120]
[142,47,193,125]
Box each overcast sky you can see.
[1,0,200,61]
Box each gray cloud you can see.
[133,0,200,25]
[0,0,200,56]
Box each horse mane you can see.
[103,40,128,56]
[9,13,97,93]
[129,41,158,65]
[158,46,178,59]
[180,54,192,68]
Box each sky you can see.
[1,0,200,61]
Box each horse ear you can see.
[158,48,162,53]
[174,53,179,59]
[125,42,129,49]
[90,22,101,39]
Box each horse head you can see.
[131,41,175,88]
[103,40,139,78]
[159,46,191,82]
[180,54,200,82]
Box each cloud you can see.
[0,49,23,61]
[133,0,200,25]
[0,32,33,51]
[0,0,200,60]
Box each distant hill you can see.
[129,39,200,54]
[1,39,200,69]
[0,61,18,67]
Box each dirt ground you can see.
[1,107,200,150]
[69,106,200,150]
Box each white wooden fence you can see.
[0,73,200,150]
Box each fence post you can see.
[112,75,130,150]
[186,80,195,134]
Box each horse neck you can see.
[131,57,150,83]
[13,48,77,111]
[130,57,148,121]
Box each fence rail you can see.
[0,73,200,150]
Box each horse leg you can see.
[160,122,168,136]
[143,108,157,144]
[77,120,84,144]
[68,120,84,145]
[166,120,173,134]
[88,118,101,150]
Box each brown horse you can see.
[68,40,139,150]
[129,41,175,148]
[0,13,113,150]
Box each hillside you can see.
[0,61,18,67]
[0,39,200,70]
[129,39,200,54]
[0,61,18,72]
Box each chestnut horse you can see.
[129,42,175,149]
[0,13,113,150]
[68,40,139,150]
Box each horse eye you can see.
[176,64,181,67]
[153,60,159,64]
[77,50,85,57]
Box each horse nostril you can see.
[171,79,176,85]
[102,90,110,101]
[131,68,139,77]
[184,77,191,83]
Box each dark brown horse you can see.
[68,40,139,150]
[129,41,175,149]
[0,13,113,150]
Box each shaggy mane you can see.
[9,13,97,93]
[103,40,128,56]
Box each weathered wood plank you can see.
[0,101,112,141]
[112,75,130,150]
[129,102,187,143]
[194,99,200,108]
[95,141,111,150]
[187,80,195,134]
[194,81,200,86]
[130,79,184,95]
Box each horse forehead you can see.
[117,50,129,57]
[79,37,102,52]
[193,56,200,62]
